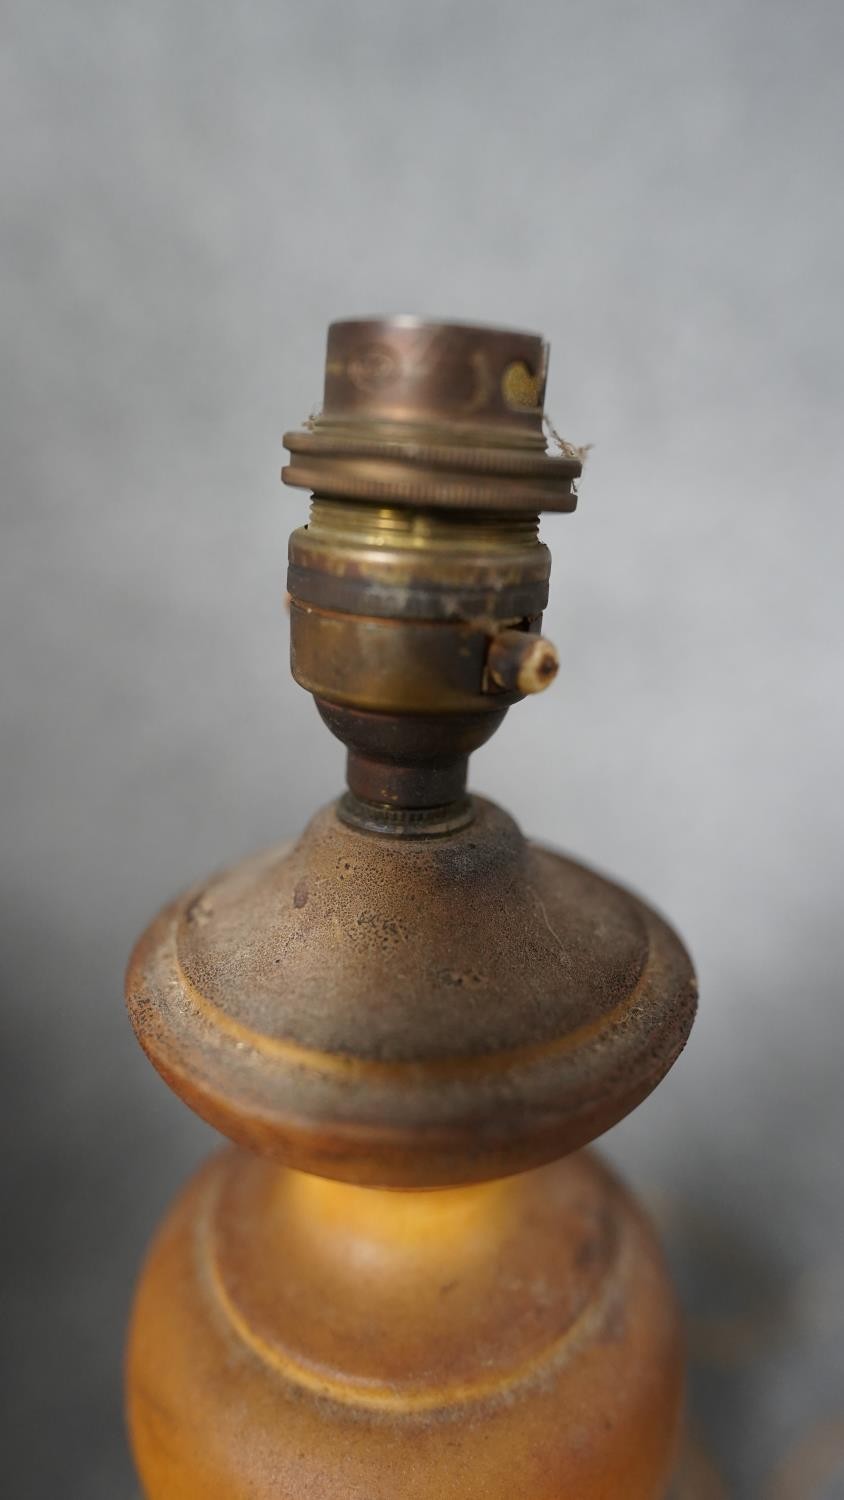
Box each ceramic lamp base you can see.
[128,1147,683,1499]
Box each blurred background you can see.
[2,2,842,1495]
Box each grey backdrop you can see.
[3,2,843,1496]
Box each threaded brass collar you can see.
[282,317,580,513]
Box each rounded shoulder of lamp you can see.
[126,796,696,1187]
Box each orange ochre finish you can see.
[127,1150,684,1499]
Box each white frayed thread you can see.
[544,415,593,466]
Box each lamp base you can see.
[127,1147,683,1499]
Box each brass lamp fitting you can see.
[283,317,575,833]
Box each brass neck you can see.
[307,499,540,552]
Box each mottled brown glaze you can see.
[126,796,696,1187]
